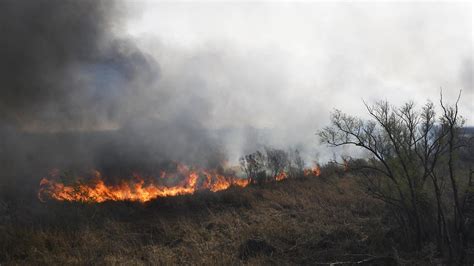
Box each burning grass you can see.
[1,172,411,265]
[37,162,321,204]
[38,164,252,203]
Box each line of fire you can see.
[38,163,321,203]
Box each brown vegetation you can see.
[1,94,472,265]
[320,92,474,263]
[0,172,402,265]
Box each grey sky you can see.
[120,1,472,161]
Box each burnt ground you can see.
[0,175,440,265]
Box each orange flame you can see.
[38,162,324,203]
[304,165,321,177]
[275,171,287,181]
[38,164,255,203]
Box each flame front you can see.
[304,165,321,177]
[38,164,255,203]
[275,171,287,181]
[37,162,326,203]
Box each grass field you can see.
[3,173,439,265]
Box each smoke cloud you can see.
[0,0,157,130]
[125,1,472,159]
[0,1,471,190]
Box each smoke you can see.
[124,1,472,160]
[0,1,472,191]
[0,0,157,130]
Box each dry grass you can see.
[1,175,401,265]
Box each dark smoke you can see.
[0,0,156,129]
[0,0,227,195]
[2,1,469,197]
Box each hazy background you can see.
[0,1,472,186]
[123,1,473,161]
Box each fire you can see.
[304,165,321,177]
[38,163,254,203]
[38,162,328,203]
[275,171,287,181]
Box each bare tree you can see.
[287,149,305,179]
[319,94,465,253]
[439,91,466,261]
[264,147,289,181]
[240,151,266,184]
[294,149,305,177]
